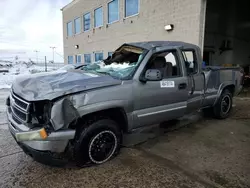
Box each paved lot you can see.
[0,89,249,188]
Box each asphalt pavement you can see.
[0,89,250,188]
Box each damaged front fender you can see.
[50,97,80,131]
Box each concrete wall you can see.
[62,0,206,64]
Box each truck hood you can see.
[12,70,122,101]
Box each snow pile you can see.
[0,62,58,89]
[99,61,131,69]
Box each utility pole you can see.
[45,56,47,72]
[34,50,39,63]
[50,47,56,63]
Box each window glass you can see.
[81,46,146,80]
[68,56,73,64]
[74,17,81,34]
[83,13,91,31]
[94,7,103,27]
[108,0,119,23]
[146,51,181,78]
[84,54,91,64]
[67,21,73,37]
[108,52,113,57]
[95,53,103,61]
[182,50,198,74]
[125,0,139,17]
[75,55,82,64]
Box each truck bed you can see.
[202,66,243,107]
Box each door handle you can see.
[178,83,187,90]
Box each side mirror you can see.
[145,69,163,81]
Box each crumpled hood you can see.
[12,70,122,101]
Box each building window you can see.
[108,0,119,24]
[68,56,73,64]
[94,7,103,28]
[74,17,81,34]
[75,55,82,64]
[84,54,91,64]
[95,52,104,61]
[108,52,113,57]
[67,21,73,37]
[125,0,139,17]
[83,13,91,31]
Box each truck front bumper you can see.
[7,106,76,165]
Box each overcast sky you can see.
[0,0,71,62]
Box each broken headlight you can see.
[32,101,53,125]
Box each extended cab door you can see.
[181,49,205,113]
[133,47,189,128]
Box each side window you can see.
[75,55,82,64]
[94,7,103,28]
[67,21,73,37]
[125,0,139,17]
[84,54,91,64]
[95,52,103,61]
[182,50,198,75]
[68,56,73,64]
[83,13,91,31]
[145,50,181,79]
[74,17,81,34]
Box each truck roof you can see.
[125,41,199,50]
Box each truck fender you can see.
[50,97,80,131]
[213,82,235,106]
[76,100,133,132]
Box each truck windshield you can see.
[80,46,147,80]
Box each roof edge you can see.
[61,0,80,11]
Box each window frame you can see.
[108,0,119,24]
[74,17,81,35]
[84,54,92,64]
[124,0,140,18]
[181,49,199,75]
[141,50,183,80]
[75,54,82,64]
[83,12,91,32]
[94,6,104,28]
[68,55,73,64]
[108,52,113,57]
[67,21,73,37]
[94,52,104,61]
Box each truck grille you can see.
[10,92,31,123]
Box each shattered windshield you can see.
[80,45,147,80]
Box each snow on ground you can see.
[0,62,58,89]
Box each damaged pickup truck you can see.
[6,41,243,166]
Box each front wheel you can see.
[213,89,233,119]
[74,119,122,167]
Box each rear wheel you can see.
[74,118,122,167]
[213,89,233,119]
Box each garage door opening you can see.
[203,0,250,76]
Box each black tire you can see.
[213,89,233,119]
[74,118,122,167]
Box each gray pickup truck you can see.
[6,41,243,166]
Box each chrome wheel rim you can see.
[88,130,117,164]
[221,95,231,114]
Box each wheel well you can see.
[70,108,128,133]
[223,85,235,96]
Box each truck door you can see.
[182,49,205,113]
[133,47,189,128]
